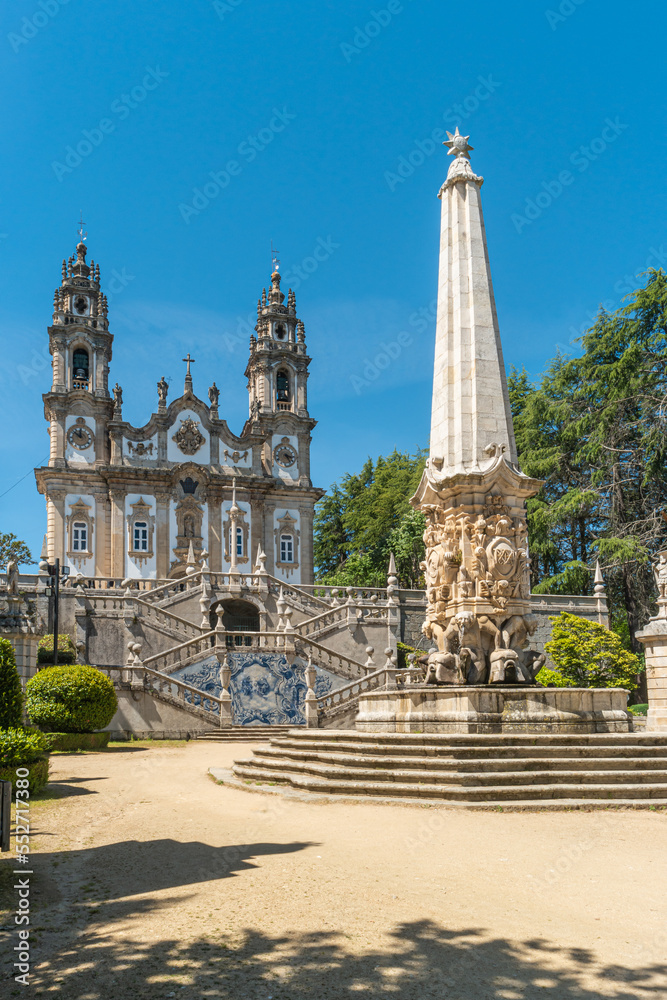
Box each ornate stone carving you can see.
[172,418,204,455]
[127,441,154,456]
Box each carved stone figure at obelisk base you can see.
[411,129,545,685]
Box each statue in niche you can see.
[183,515,195,538]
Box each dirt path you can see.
[2,740,666,999]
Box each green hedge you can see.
[37,634,77,665]
[0,728,50,795]
[45,731,110,752]
[0,757,50,795]
[26,665,118,734]
[0,638,23,728]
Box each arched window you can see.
[72,522,88,552]
[133,522,148,552]
[276,369,291,410]
[72,348,89,390]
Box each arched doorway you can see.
[210,599,260,646]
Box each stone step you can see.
[195,727,297,742]
[275,730,667,748]
[231,763,667,801]
[236,755,667,787]
[268,737,667,760]
[256,747,667,772]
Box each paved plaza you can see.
[2,742,666,998]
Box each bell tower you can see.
[43,236,114,469]
[245,268,310,420]
[49,239,112,397]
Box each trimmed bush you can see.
[0,638,23,728]
[397,642,429,670]
[37,634,77,665]
[26,665,118,734]
[45,731,110,752]
[535,666,575,688]
[0,727,50,794]
[629,703,648,716]
[544,612,643,691]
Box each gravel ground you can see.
[1,739,666,999]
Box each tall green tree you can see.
[314,450,427,588]
[511,269,667,647]
[0,533,33,568]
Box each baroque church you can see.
[34,239,322,584]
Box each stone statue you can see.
[157,376,168,405]
[6,558,19,596]
[208,382,220,407]
[113,383,123,413]
[654,551,667,602]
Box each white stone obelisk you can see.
[429,130,517,476]
[412,130,543,685]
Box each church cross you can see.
[77,210,87,243]
[182,353,196,378]
[271,241,280,271]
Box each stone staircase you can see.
[230,730,667,808]
[194,725,298,742]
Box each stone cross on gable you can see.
[182,353,196,378]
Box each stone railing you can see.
[317,667,388,719]
[266,577,330,614]
[133,597,203,640]
[139,574,204,606]
[295,606,351,639]
[295,636,370,681]
[142,631,219,673]
[99,664,225,722]
[297,584,389,606]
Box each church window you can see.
[274,323,286,340]
[276,369,291,410]
[133,522,149,552]
[74,295,88,315]
[72,348,89,389]
[280,534,294,564]
[72,522,88,552]
[229,526,244,558]
[180,477,198,495]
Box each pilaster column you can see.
[51,336,66,391]
[299,505,314,584]
[207,493,222,573]
[154,492,171,580]
[109,490,126,578]
[94,492,111,577]
[47,490,67,564]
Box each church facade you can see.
[34,241,322,583]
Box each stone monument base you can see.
[356,686,630,734]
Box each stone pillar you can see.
[304,657,318,728]
[8,633,38,691]
[154,492,171,580]
[51,336,66,391]
[216,652,233,727]
[636,616,667,732]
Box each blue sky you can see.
[1,0,666,564]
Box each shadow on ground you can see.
[24,915,666,999]
[33,837,318,898]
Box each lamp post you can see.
[39,558,70,665]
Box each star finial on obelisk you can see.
[442,127,482,187]
[444,127,474,161]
